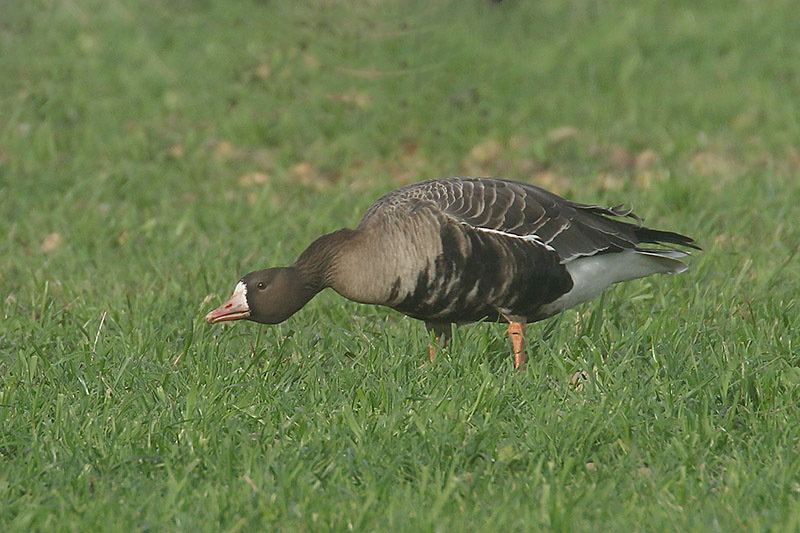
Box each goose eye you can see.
[257,282,266,290]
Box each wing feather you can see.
[360,177,698,263]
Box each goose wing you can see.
[391,177,697,263]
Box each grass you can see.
[2,0,800,530]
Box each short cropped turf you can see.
[2,1,800,531]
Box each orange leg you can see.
[507,321,526,371]
[428,333,448,362]
[426,324,450,363]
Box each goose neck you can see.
[293,228,358,289]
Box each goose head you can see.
[205,267,315,325]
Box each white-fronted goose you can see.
[206,177,698,369]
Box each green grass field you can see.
[3,0,800,530]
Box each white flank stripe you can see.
[467,224,556,252]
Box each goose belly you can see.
[390,223,572,322]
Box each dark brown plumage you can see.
[206,177,699,369]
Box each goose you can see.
[206,177,698,369]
